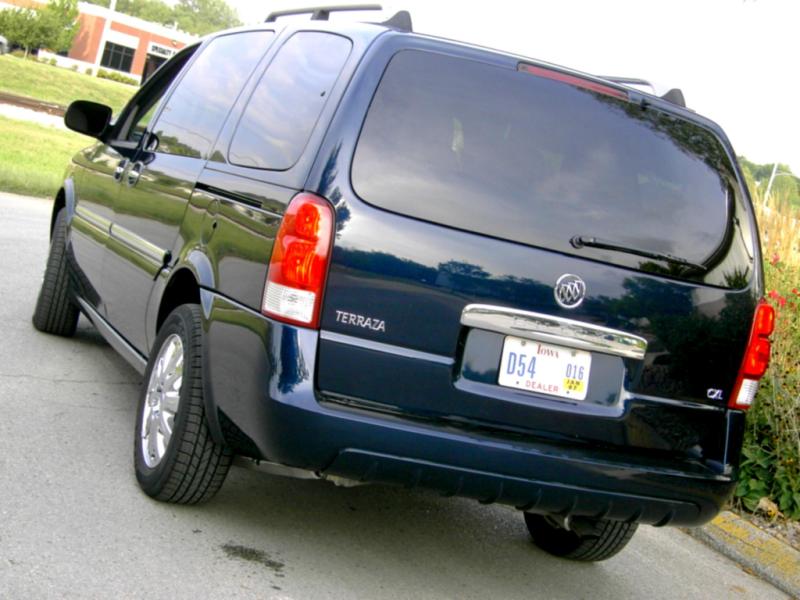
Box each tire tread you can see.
[524,512,637,562]
[32,210,79,336]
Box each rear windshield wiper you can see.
[571,236,707,272]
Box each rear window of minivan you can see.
[352,50,752,288]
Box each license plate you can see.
[498,337,592,401]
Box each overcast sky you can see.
[227,0,799,174]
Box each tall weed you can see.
[736,186,800,519]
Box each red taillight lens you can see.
[262,192,333,328]
[730,301,775,409]
[753,302,775,337]
[283,240,318,287]
[742,338,771,378]
[518,63,629,100]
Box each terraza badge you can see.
[335,310,386,332]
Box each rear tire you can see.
[134,304,232,504]
[524,512,637,561]
[32,209,79,336]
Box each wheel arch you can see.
[50,179,76,239]
[152,249,215,335]
[155,268,201,333]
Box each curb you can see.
[685,511,800,598]
[0,91,66,116]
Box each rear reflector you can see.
[518,63,629,100]
[729,301,775,410]
[262,192,333,329]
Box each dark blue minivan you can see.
[33,8,774,561]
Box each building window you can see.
[101,42,135,73]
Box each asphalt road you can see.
[0,192,786,599]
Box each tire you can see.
[32,209,79,336]
[524,512,637,561]
[134,304,232,504]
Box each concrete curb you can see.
[685,511,800,598]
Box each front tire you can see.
[32,209,79,336]
[134,304,232,504]
[524,512,637,561]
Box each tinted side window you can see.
[228,32,352,170]
[153,31,274,159]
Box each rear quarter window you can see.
[228,32,352,171]
[352,50,753,288]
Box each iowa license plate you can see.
[498,336,591,401]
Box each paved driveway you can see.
[0,192,785,599]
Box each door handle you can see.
[126,161,144,187]
[113,159,128,182]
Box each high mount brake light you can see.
[262,192,334,329]
[730,301,775,410]
[517,63,629,101]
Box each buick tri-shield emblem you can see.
[554,274,586,309]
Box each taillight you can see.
[730,301,775,409]
[517,63,629,100]
[262,192,333,328]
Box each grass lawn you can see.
[0,116,93,198]
[0,54,136,114]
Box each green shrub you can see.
[70,64,77,71]
[48,58,56,66]
[85,68,92,76]
[736,258,800,519]
[96,68,138,86]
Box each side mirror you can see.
[64,100,112,139]
[144,132,159,153]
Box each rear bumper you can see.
[266,396,734,527]
[204,292,738,527]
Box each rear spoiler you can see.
[599,76,687,108]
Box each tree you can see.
[40,0,80,53]
[0,0,79,57]
[173,0,241,35]
[738,156,800,207]
[0,9,47,58]
[116,0,174,26]
[79,0,241,36]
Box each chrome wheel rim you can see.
[141,333,183,468]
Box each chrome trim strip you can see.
[76,298,147,374]
[74,204,111,234]
[110,223,169,266]
[461,304,648,360]
[319,330,454,366]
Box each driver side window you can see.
[114,46,198,146]
[128,100,162,144]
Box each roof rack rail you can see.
[265,4,382,22]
